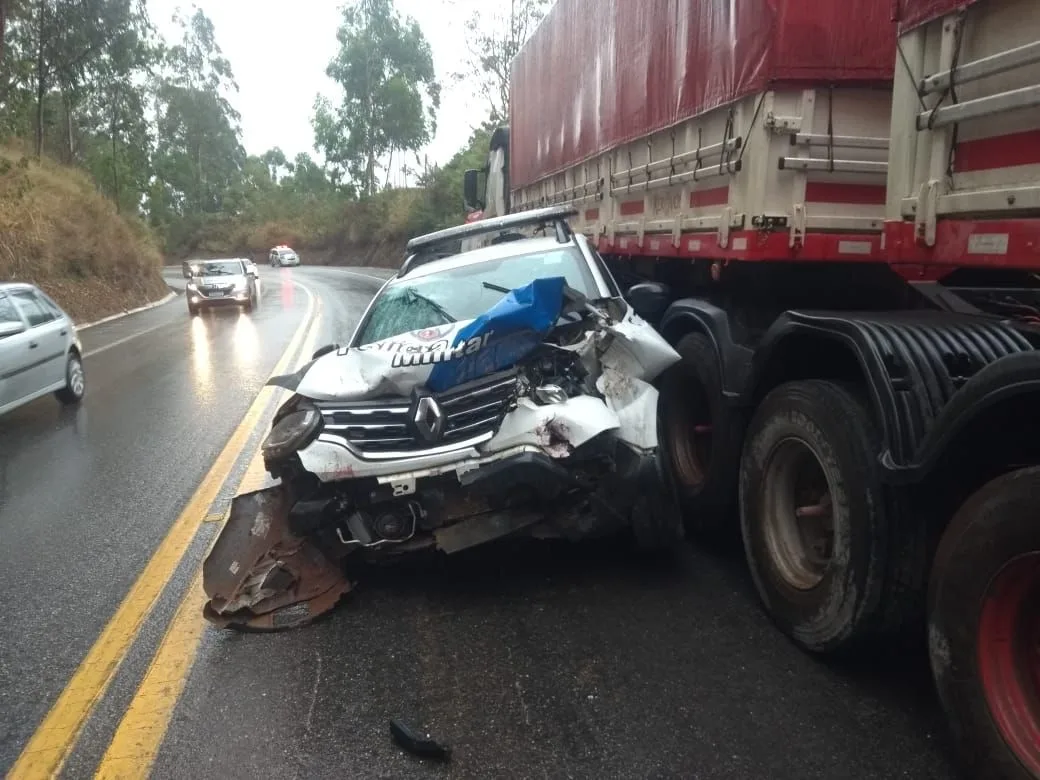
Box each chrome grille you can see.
[317,369,518,458]
[199,284,234,298]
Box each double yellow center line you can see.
[11,286,323,779]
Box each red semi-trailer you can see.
[463,1,1040,777]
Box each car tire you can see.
[738,380,925,654]
[242,298,253,313]
[188,303,199,316]
[630,448,685,553]
[55,351,85,405]
[929,466,1040,780]
[658,332,743,540]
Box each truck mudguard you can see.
[662,300,1040,481]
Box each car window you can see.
[355,246,600,345]
[0,294,23,328]
[10,289,55,327]
[35,290,66,319]
[199,260,244,276]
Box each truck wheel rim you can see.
[667,381,712,488]
[977,552,1040,775]
[761,438,834,591]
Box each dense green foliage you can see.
[0,0,546,269]
[315,0,440,197]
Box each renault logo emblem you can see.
[414,396,445,442]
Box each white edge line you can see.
[326,269,394,283]
[77,289,178,331]
[84,322,169,359]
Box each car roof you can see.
[393,235,578,285]
[0,282,39,293]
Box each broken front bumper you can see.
[202,486,350,631]
[202,440,681,631]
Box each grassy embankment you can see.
[0,146,168,323]
[166,186,442,270]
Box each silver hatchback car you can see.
[0,283,85,416]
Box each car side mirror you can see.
[626,282,671,323]
[0,320,26,339]
[312,343,339,360]
[463,168,485,211]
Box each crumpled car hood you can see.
[285,276,678,402]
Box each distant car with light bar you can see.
[185,259,258,316]
[269,246,300,267]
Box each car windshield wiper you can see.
[482,281,511,294]
[402,288,456,325]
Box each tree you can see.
[78,1,154,210]
[0,0,153,161]
[260,146,287,182]
[314,0,440,196]
[0,0,10,62]
[152,8,244,217]
[455,0,549,124]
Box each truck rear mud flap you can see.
[202,486,350,631]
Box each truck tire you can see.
[929,466,1040,780]
[738,380,922,654]
[658,333,743,538]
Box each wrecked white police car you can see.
[202,207,683,630]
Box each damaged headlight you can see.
[533,384,568,405]
[262,408,322,461]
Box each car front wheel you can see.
[55,351,85,405]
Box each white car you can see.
[269,246,300,267]
[202,207,684,631]
[0,283,85,417]
[185,259,258,315]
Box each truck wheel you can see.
[929,466,1040,780]
[658,333,742,538]
[739,380,921,654]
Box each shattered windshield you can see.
[355,246,599,345]
[198,261,243,276]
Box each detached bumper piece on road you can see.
[202,278,685,631]
[202,486,350,631]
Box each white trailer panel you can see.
[885,0,1040,266]
[511,86,893,263]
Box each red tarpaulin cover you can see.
[894,0,980,32]
[510,0,897,189]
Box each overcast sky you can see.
[147,0,493,177]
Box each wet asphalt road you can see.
[0,266,960,778]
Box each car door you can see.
[9,287,67,392]
[0,292,32,409]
